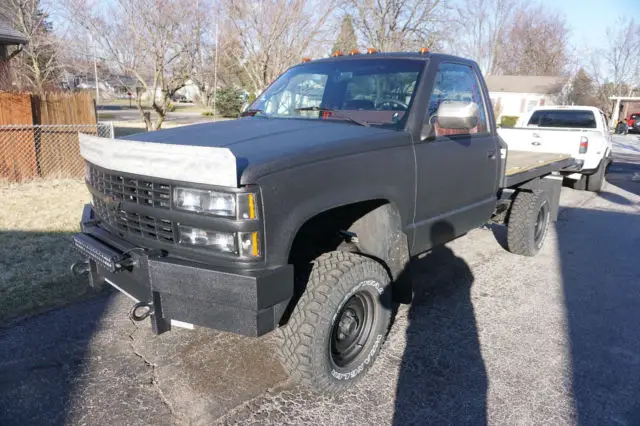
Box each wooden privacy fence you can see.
[0,91,109,181]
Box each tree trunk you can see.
[136,91,153,131]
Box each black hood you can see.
[122,118,405,183]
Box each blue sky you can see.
[541,0,637,47]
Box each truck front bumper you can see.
[73,205,293,337]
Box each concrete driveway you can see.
[1,135,639,425]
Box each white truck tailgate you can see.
[498,127,601,156]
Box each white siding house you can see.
[486,76,571,122]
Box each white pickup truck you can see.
[498,106,612,192]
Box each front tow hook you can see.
[129,301,155,322]
[70,260,90,277]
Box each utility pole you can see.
[213,18,218,121]
[88,32,99,105]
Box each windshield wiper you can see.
[294,106,370,127]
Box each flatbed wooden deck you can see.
[504,150,574,187]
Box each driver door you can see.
[411,61,499,254]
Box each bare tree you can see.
[449,0,523,75]
[597,17,640,96]
[493,4,570,76]
[347,0,448,51]
[0,0,60,93]
[583,17,639,119]
[221,0,340,95]
[62,0,196,130]
[191,14,248,107]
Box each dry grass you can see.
[0,179,101,324]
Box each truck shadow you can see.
[555,207,640,424]
[392,223,487,425]
[392,200,640,424]
[605,154,640,199]
[0,230,111,426]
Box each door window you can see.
[426,63,489,137]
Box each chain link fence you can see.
[0,122,114,182]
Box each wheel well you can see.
[287,199,388,266]
[280,199,411,326]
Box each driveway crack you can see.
[127,320,179,421]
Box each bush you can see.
[215,87,245,117]
[500,115,519,128]
[201,111,214,117]
[166,102,176,112]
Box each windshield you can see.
[246,58,425,129]
[527,110,597,128]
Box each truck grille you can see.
[93,198,175,243]
[87,164,175,243]
[87,165,171,209]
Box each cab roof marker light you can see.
[349,49,360,55]
[419,47,429,54]
[332,50,344,57]
[367,48,378,54]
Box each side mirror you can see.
[436,101,479,130]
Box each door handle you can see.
[531,141,541,146]
[487,150,496,159]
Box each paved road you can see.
[98,106,209,124]
[1,135,639,425]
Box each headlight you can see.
[178,225,237,253]
[174,188,236,217]
[177,226,261,257]
[174,187,258,220]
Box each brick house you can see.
[0,16,27,89]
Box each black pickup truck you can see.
[72,51,575,393]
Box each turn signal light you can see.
[419,47,429,54]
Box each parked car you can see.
[171,94,189,103]
[626,113,640,133]
[498,106,612,192]
[72,51,575,393]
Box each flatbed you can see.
[504,150,574,187]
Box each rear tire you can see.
[507,191,551,257]
[273,251,392,393]
[586,160,606,192]
[572,175,587,191]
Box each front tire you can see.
[274,251,392,393]
[507,190,551,257]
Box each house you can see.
[0,16,27,89]
[486,75,571,122]
[610,91,640,125]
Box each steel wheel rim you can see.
[330,290,376,368]
[534,201,549,247]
